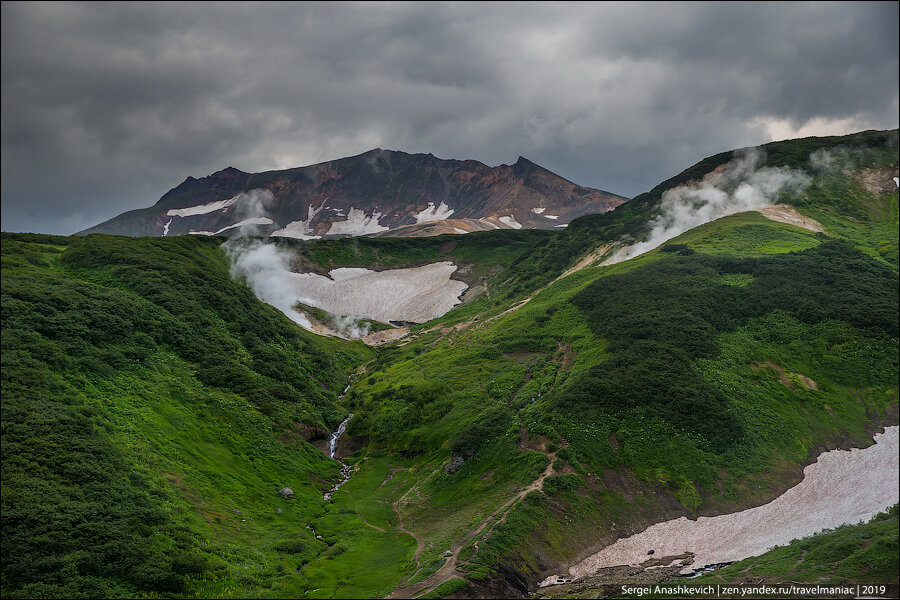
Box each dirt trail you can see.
[388,449,561,599]
[391,467,442,587]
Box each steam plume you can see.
[224,239,312,329]
[604,148,810,264]
[330,315,372,339]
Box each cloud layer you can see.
[2,2,897,234]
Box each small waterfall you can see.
[329,414,353,459]
[324,413,354,501]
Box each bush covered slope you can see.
[2,129,897,598]
[1,234,372,597]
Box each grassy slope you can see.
[2,130,897,599]
[1,234,421,599]
[329,132,898,593]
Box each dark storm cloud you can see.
[2,1,897,234]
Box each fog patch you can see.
[605,148,810,265]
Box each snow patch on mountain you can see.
[415,201,455,223]
[327,207,390,235]
[215,217,273,235]
[167,196,239,217]
[271,201,327,240]
[499,215,523,229]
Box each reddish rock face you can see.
[81,149,628,238]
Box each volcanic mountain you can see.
[79,149,627,238]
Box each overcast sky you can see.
[2,1,898,235]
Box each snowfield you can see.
[415,201,455,223]
[498,215,523,229]
[166,196,238,217]
[541,425,900,585]
[271,201,327,239]
[215,217,273,234]
[326,207,390,235]
[292,261,467,323]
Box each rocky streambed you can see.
[323,412,354,502]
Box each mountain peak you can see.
[211,166,245,177]
[86,149,629,237]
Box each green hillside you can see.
[2,130,898,599]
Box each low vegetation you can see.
[2,130,897,598]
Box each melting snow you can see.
[271,201,327,240]
[541,426,899,585]
[270,222,321,240]
[498,215,523,229]
[327,207,390,235]
[545,214,559,220]
[188,231,216,235]
[453,227,469,234]
[415,201,455,223]
[893,176,899,187]
[532,207,546,214]
[162,218,172,236]
[292,261,467,323]
[215,217,273,235]
[167,196,239,217]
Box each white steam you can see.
[224,239,312,329]
[229,189,276,235]
[605,148,810,264]
[330,315,372,339]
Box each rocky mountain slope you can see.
[80,149,627,238]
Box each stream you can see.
[323,410,354,502]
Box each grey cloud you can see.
[2,1,897,234]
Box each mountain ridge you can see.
[81,148,628,238]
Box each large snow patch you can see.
[167,196,239,217]
[294,261,467,323]
[327,207,390,235]
[415,201,455,223]
[541,425,900,585]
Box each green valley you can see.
[2,130,898,599]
